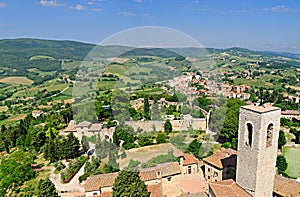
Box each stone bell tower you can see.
[236,103,281,197]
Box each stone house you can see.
[63,120,114,141]
[84,162,181,197]
[202,148,237,183]
[179,154,198,175]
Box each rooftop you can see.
[209,179,251,197]
[273,175,300,197]
[241,103,280,113]
[84,172,118,192]
[76,121,92,128]
[203,149,237,169]
[183,154,198,166]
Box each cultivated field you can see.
[283,146,300,178]
[0,77,33,85]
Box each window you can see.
[93,192,98,195]
[213,172,218,177]
[167,177,172,182]
[208,175,210,180]
[157,171,161,176]
[246,123,253,147]
[188,166,192,174]
[266,123,273,148]
[208,168,211,172]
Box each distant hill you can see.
[1,38,300,73]
[119,47,185,59]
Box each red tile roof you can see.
[209,179,251,197]
[183,154,198,166]
[147,184,163,197]
[203,149,237,169]
[84,172,118,192]
[273,175,300,197]
[181,179,207,194]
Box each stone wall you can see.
[124,118,207,132]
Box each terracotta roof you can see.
[173,149,184,157]
[273,175,300,197]
[181,179,207,194]
[241,103,280,113]
[76,121,92,128]
[209,179,251,197]
[140,162,181,181]
[147,183,162,197]
[183,154,198,166]
[203,149,237,169]
[140,169,157,181]
[159,162,181,177]
[89,124,103,131]
[100,192,112,197]
[84,172,118,192]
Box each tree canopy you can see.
[113,169,149,197]
[36,178,59,197]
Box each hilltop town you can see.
[1,40,300,197]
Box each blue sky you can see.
[0,0,300,53]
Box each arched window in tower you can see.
[246,123,253,147]
[266,123,273,148]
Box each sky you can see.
[0,0,300,53]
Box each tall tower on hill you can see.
[236,104,281,197]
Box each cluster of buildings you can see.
[63,120,115,141]
[163,73,251,101]
[79,103,300,197]
[281,92,300,104]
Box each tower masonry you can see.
[236,103,281,197]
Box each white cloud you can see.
[92,8,102,12]
[142,13,154,18]
[70,4,85,11]
[88,0,107,4]
[134,0,143,2]
[118,11,136,16]
[39,0,61,7]
[271,5,288,12]
[0,2,6,8]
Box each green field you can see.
[283,146,300,178]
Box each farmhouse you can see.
[63,120,114,141]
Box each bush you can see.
[61,156,88,183]
[222,142,231,148]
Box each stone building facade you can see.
[236,104,281,197]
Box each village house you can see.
[84,153,206,197]
[202,148,237,183]
[63,120,114,141]
[84,162,182,197]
